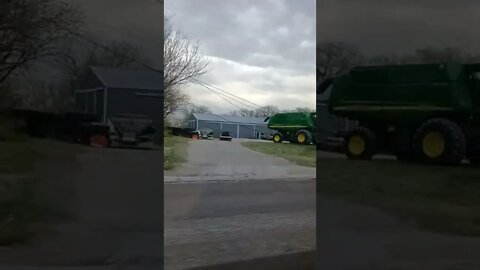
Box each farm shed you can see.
[188,113,274,139]
[75,66,163,126]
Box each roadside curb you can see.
[164,175,316,184]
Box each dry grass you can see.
[241,142,316,167]
[164,133,189,170]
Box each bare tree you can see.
[367,54,400,65]
[164,85,190,120]
[317,42,364,82]
[413,47,464,63]
[254,105,279,117]
[0,80,20,109]
[56,38,148,90]
[15,78,73,113]
[368,47,480,66]
[0,0,83,85]
[170,103,211,128]
[164,20,209,119]
[229,108,255,117]
[294,107,314,112]
[186,104,211,114]
[228,106,280,117]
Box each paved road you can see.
[164,180,315,270]
[165,139,315,182]
[316,195,480,270]
[164,139,315,269]
[315,150,480,269]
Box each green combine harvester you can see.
[265,112,316,145]
[322,62,480,165]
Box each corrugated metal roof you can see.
[192,113,268,125]
[90,66,162,90]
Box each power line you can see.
[193,78,262,109]
[196,81,257,110]
[197,83,244,110]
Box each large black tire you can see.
[273,132,283,143]
[295,129,313,145]
[344,127,376,160]
[412,118,466,165]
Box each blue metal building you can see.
[188,113,274,139]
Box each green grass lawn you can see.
[164,133,189,170]
[241,142,316,167]
[316,157,480,236]
[0,139,80,246]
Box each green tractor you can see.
[265,112,316,145]
[323,62,480,165]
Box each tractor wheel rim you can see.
[298,133,306,143]
[274,135,281,142]
[348,135,366,155]
[422,132,445,158]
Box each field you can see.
[317,154,480,236]
[241,141,316,167]
[164,133,189,170]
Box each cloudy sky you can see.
[318,0,480,56]
[66,0,162,67]
[166,0,316,114]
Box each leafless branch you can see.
[0,0,83,86]
[163,20,209,119]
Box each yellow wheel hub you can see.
[422,132,445,158]
[274,134,281,142]
[348,135,366,155]
[297,133,306,143]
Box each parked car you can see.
[262,133,274,140]
[219,131,232,141]
[199,128,214,140]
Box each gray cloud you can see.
[166,0,316,112]
[166,0,315,71]
[317,0,480,56]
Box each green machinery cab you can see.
[266,112,316,145]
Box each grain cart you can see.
[265,112,316,144]
[108,114,156,146]
[324,62,480,165]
